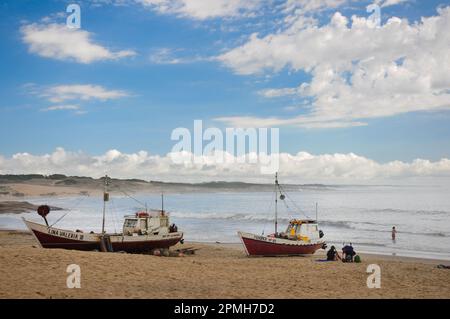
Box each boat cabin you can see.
[282,219,323,242]
[123,211,173,236]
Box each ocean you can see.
[1,184,449,260]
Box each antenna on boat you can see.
[274,172,278,235]
[102,175,109,234]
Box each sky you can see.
[0,0,450,183]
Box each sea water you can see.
[1,184,449,260]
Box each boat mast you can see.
[101,175,109,234]
[161,192,164,213]
[275,172,278,234]
[315,202,318,222]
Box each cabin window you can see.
[124,219,137,228]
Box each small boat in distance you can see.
[22,176,183,253]
[238,173,326,257]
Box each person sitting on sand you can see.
[342,243,356,262]
[326,245,341,261]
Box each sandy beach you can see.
[0,230,449,299]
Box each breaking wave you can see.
[170,211,450,238]
[368,208,450,216]
[171,211,291,223]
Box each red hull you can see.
[241,236,323,256]
[32,229,181,253]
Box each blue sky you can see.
[0,0,450,182]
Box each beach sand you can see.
[0,230,449,299]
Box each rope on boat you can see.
[103,180,144,233]
[277,183,311,220]
[50,212,68,227]
[115,185,147,209]
[109,197,120,234]
[261,191,275,236]
[50,195,87,227]
[46,179,144,232]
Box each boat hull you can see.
[23,218,183,253]
[238,231,324,256]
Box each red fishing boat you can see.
[22,176,183,253]
[238,174,326,256]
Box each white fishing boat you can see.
[23,176,183,253]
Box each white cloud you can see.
[39,84,129,103]
[258,87,300,98]
[149,48,184,64]
[217,7,450,128]
[26,84,129,114]
[137,0,260,20]
[378,0,410,8]
[92,0,350,20]
[214,115,368,129]
[1,148,450,184]
[278,0,349,33]
[41,105,80,111]
[283,0,348,14]
[21,23,136,63]
[149,48,206,64]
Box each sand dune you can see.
[0,231,449,299]
[0,201,62,214]
[0,174,330,199]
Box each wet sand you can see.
[0,230,449,299]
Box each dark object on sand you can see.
[437,264,450,269]
[174,247,200,256]
[161,248,170,257]
[151,247,198,257]
[100,235,113,252]
[153,249,161,256]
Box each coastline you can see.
[1,181,449,265]
[0,176,292,200]
[1,230,449,299]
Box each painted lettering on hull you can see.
[253,235,276,243]
[48,228,81,240]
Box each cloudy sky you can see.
[0,0,450,183]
